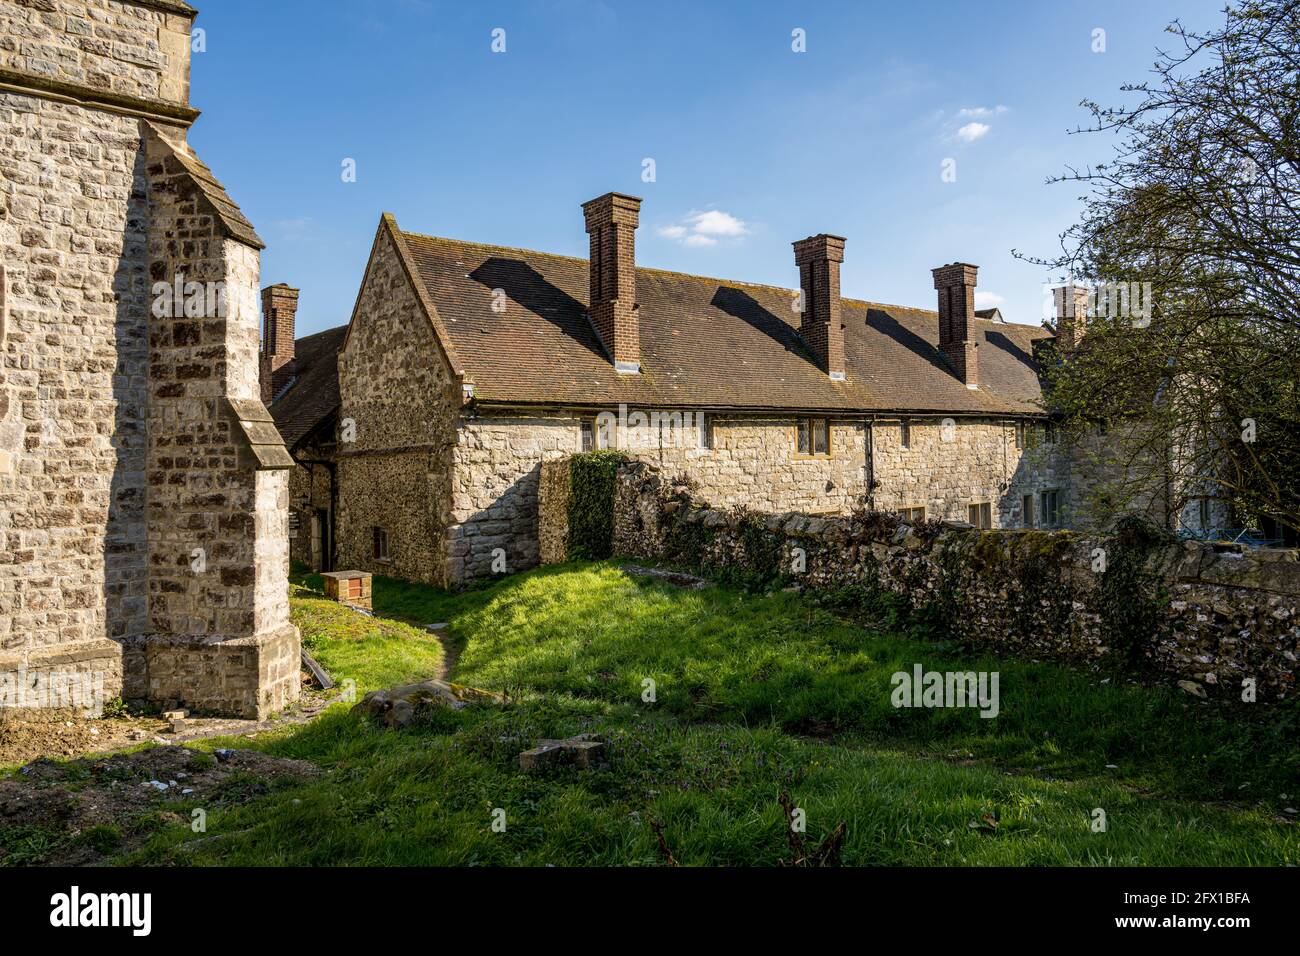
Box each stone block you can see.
[518,734,605,772]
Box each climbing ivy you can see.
[1098,514,1173,668]
[566,451,627,559]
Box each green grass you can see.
[449,563,1299,805]
[291,576,444,692]
[115,562,1297,867]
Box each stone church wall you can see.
[0,0,298,717]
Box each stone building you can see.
[0,0,299,716]
[276,193,1119,588]
[261,284,343,573]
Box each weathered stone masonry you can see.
[335,217,458,586]
[439,408,1072,587]
[0,0,298,717]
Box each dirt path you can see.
[379,612,461,681]
[436,631,462,680]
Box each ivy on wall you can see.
[1097,514,1172,667]
[566,451,627,559]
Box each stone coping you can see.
[0,66,201,126]
[129,0,198,15]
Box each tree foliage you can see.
[1023,0,1300,537]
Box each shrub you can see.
[566,451,627,559]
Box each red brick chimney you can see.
[260,283,299,404]
[1053,283,1089,349]
[931,263,979,388]
[582,192,642,374]
[793,234,847,380]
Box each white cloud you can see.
[956,122,990,142]
[974,291,1005,309]
[687,210,747,237]
[658,209,749,247]
[945,105,1007,144]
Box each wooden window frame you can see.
[900,505,926,522]
[967,501,992,529]
[372,526,390,562]
[794,417,832,459]
[900,419,912,449]
[1021,493,1034,528]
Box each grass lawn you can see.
[116,562,1296,866]
[291,579,444,693]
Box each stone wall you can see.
[287,452,333,571]
[441,408,1085,587]
[1066,423,1171,531]
[449,414,582,582]
[868,416,1071,526]
[336,221,457,586]
[538,458,570,564]
[612,460,1300,700]
[0,0,195,108]
[624,415,868,513]
[1,0,299,718]
[0,89,146,711]
[129,124,298,718]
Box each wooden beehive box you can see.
[321,570,372,610]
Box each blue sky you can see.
[189,0,1225,338]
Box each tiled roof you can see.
[398,229,1051,416]
[269,325,346,450]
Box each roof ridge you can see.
[396,228,1045,332]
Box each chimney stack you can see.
[1053,284,1090,349]
[931,262,979,388]
[582,192,642,374]
[260,283,299,404]
[792,234,847,380]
